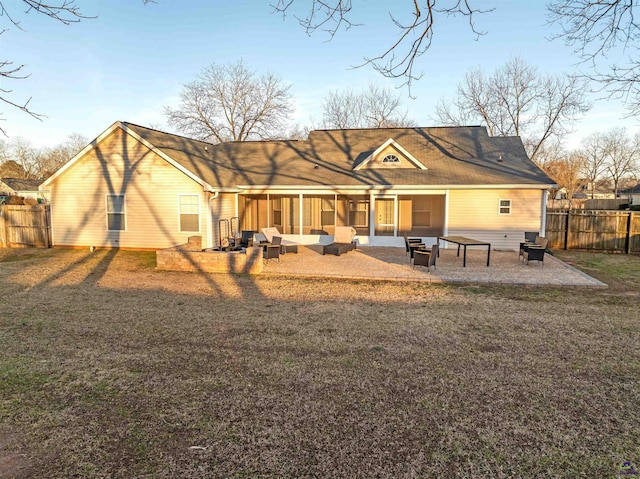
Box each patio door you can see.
[374,197,395,236]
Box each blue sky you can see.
[2,0,637,149]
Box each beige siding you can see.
[447,189,544,250]
[362,144,414,169]
[49,128,206,249]
[210,193,237,248]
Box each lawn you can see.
[1,248,639,478]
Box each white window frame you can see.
[178,194,201,233]
[349,198,370,227]
[498,198,512,215]
[106,194,126,231]
[382,154,400,163]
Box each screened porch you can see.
[238,193,445,245]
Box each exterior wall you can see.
[447,189,545,250]
[48,128,207,249]
[210,193,238,248]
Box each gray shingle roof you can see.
[620,183,640,194]
[125,123,556,190]
[0,178,43,191]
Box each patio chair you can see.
[270,235,298,254]
[263,243,280,263]
[238,230,255,248]
[403,233,424,256]
[261,227,298,253]
[520,235,548,261]
[322,226,357,256]
[524,246,545,265]
[413,244,438,272]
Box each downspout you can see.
[207,189,219,249]
[541,190,548,235]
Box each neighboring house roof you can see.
[42,121,557,191]
[620,183,640,194]
[0,178,43,193]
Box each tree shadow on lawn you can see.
[1,248,639,478]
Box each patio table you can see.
[437,236,491,267]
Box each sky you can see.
[1,0,638,150]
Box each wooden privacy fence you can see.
[546,211,640,253]
[0,204,51,248]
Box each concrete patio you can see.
[261,245,607,288]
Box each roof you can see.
[43,121,557,191]
[620,183,640,194]
[0,178,43,192]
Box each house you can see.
[619,183,640,205]
[39,121,556,251]
[0,178,47,203]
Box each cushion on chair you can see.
[261,227,281,243]
[334,226,356,244]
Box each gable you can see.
[354,138,427,171]
[40,122,213,191]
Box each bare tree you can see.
[1,1,154,135]
[272,1,493,92]
[602,127,639,198]
[580,132,609,199]
[548,1,640,115]
[37,132,88,178]
[1,137,41,179]
[0,133,87,180]
[322,83,414,129]
[434,58,591,161]
[164,60,293,143]
[0,1,93,134]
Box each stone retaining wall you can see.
[156,236,263,274]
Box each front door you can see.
[374,198,395,236]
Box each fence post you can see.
[564,211,570,250]
[626,211,632,255]
[0,206,6,248]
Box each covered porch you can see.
[237,191,446,247]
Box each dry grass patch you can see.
[1,248,639,478]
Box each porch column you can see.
[443,190,450,237]
[369,191,375,242]
[299,193,304,239]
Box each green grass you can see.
[0,248,639,478]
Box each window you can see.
[271,197,282,226]
[179,195,200,232]
[412,196,432,227]
[321,197,335,226]
[382,154,400,163]
[106,195,125,231]
[349,199,369,226]
[499,199,511,215]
